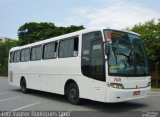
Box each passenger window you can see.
[43,42,57,59]
[31,45,42,61]
[10,52,14,63]
[25,48,30,61]
[59,37,79,58]
[13,50,20,63]
[81,32,105,81]
[21,49,25,62]
[91,40,105,80]
[31,47,36,61]
[21,48,30,62]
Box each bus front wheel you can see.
[20,78,27,93]
[67,83,80,105]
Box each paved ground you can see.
[0,76,160,117]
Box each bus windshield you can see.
[104,30,150,76]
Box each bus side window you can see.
[73,37,79,57]
[21,48,30,62]
[31,45,42,61]
[21,49,25,62]
[25,48,30,61]
[81,32,105,81]
[43,42,57,59]
[13,50,20,63]
[59,37,79,58]
[91,40,105,80]
[10,52,14,63]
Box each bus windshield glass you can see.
[104,30,150,76]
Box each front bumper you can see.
[106,87,151,102]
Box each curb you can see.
[151,89,160,92]
[0,76,7,79]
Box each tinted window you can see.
[21,48,30,62]
[21,50,25,62]
[31,45,42,61]
[59,37,79,58]
[13,50,20,63]
[43,42,57,59]
[81,32,105,81]
[25,49,30,61]
[10,52,14,63]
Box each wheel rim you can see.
[69,88,77,99]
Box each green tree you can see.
[131,19,160,64]
[0,39,17,76]
[18,22,84,45]
[64,25,84,34]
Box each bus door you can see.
[82,31,106,102]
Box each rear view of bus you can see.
[104,29,151,102]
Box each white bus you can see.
[8,28,151,104]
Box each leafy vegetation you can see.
[18,22,84,45]
[0,39,17,76]
[130,19,160,87]
[131,20,160,64]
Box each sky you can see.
[0,0,160,39]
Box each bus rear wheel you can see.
[67,83,80,105]
[20,78,27,93]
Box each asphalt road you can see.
[0,76,160,117]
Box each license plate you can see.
[133,91,140,95]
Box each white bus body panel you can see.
[8,28,150,103]
[106,76,151,102]
[9,57,106,102]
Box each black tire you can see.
[20,79,27,93]
[67,83,80,105]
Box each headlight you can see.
[110,83,124,89]
[147,82,151,87]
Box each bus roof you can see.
[10,28,140,51]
